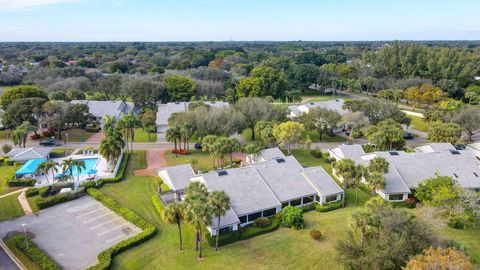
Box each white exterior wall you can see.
[318,193,343,205]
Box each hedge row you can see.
[151,194,165,221]
[315,201,342,212]
[86,188,156,270]
[35,188,85,209]
[25,188,39,197]
[7,179,35,187]
[81,153,130,190]
[209,215,281,247]
[13,235,60,270]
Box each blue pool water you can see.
[66,158,98,176]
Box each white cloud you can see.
[0,0,80,11]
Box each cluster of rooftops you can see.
[158,147,344,234]
[329,143,480,201]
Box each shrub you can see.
[100,153,129,184]
[404,197,416,208]
[81,180,103,189]
[13,235,59,270]
[39,186,52,198]
[30,134,42,140]
[280,206,304,229]
[7,179,36,187]
[36,189,85,209]
[300,203,317,212]
[4,158,14,166]
[151,194,165,221]
[310,148,322,158]
[240,215,280,240]
[86,189,156,270]
[85,127,101,133]
[51,182,74,193]
[171,149,188,155]
[253,217,270,228]
[315,201,342,212]
[1,144,12,155]
[310,229,322,240]
[25,188,39,197]
[447,215,468,230]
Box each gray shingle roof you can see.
[156,101,230,127]
[6,147,53,162]
[291,99,348,117]
[159,164,196,191]
[259,147,285,161]
[302,166,344,196]
[200,167,281,216]
[330,144,366,164]
[253,156,317,202]
[210,209,240,229]
[415,143,456,153]
[71,100,137,120]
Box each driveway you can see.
[134,149,167,176]
[0,196,141,270]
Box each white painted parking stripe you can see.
[76,207,104,218]
[89,216,123,230]
[66,202,97,213]
[97,224,128,236]
[83,212,114,224]
[105,233,127,243]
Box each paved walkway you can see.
[134,150,167,176]
[85,132,105,143]
[17,191,33,215]
[0,188,28,199]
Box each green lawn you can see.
[440,224,480,264]
[0,193,24,221]
[407,115,430,133]
[5,235,41,270]
[164,149,218,172]
[98,149,370,270]
[133,128,157,142]
[63,128,96,142]
[305,130,348,143]
[0,129,11,140]
[0,165,20,196]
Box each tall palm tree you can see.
[180,122,193,152]
[183,182,211,255]
[102,115,117,136]
[366,171,386,197]
[71,159,86,183]
[99,135,125,171]
[202,135,218,168]
[163,202,184,251]
[36,160,58,184]
[187,203,212,259]
[166,125,182,156]
[244,143,262,163]
[121,113,139,153]
[61,158,74,182]
[350,209,373,247]
[368,157,389,174]
[353,165,367,206]
[334,158,356,208]
[209,190,230,251]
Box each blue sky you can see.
[0,0,479,41]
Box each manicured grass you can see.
[133,128,157,142]
[305,130,348,143]
[407,115,430,133]
[164,149,217,172]
[0,193,24,221]
[439,224,480,264]
[63,128,96,142]
[5,235,41,270]
[0,165,20,196]
[290,148,335,178]
[27,195,40,213]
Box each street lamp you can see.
[22,223,28,249]
[65,133,69,155]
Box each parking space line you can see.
[76,207,104,218]
[97,224,128,236]
[105,234,127,243]
[83,212,115,224]
[89,216,123,230]
[66,202,98,213]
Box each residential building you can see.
[156,101,229,134]
[288,99,348,118]
[467,142,480,159]
[158,147,343,236]
[70,100,140,124]
[329,143,480,201]
[6,147,53,162]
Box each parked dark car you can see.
[403,132,414,140]
[454,144,466,150]
[39,138,60,146]
[194,142,202,150]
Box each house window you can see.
[281,202,289,208]
[315,195,320,202]
[326,195,338,202]
[389,194,404,201]
[290,198,302,206]
[302,196,314,204]
[219,226,232,234]
[247,212,262,222]
[238,216,247,224]
[262,208,277,217]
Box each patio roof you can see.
[6,147,52,162]
[15,158,47,176]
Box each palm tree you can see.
[99,135,125,171]
[353,165,367,206]
[163,202,184,251]
[61,158,74,182]
[180,122,193,152]
[209,191,230,251]
[187,203,212,259]
[244,143,262,164]
[368,157,389,174]
[202,135,218,169]
[183,182,211,255]
[71,159,86,183]
[366,171,386,197]
[121,113,139,153]
[226,138,241,164]
[102,115,117,136]
[36,160,58,184]
[350,209,373,247]
[334,158,356,208]
[166,125,182,156]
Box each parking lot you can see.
[0,196,141,270]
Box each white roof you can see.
[71,100,137,120]
[290,99,348,117]
[302,166,344,196]
[415,143,456,153]
[158,164,196,191]
[6,147,53,162]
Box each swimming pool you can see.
[65,158,99,176]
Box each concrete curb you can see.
[0,239,26,270]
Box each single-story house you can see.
[289,99,348,118]
[329,143,480,202]
[157,164,196,202]
[245,147,285,164]
[159,147,343,235]
[71,100,141,124]
[156,101,229,134]
[6,147,53,162]
[467,142,480,160]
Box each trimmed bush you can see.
[85,127,101,133]
[51,182,74,193]
[310,229,322,241]
[7,178,36,187]
[310,148,322,158]
[241,216,280,240]
[25,188,39,197]
[253,217,270,228]
[100,153,129,184]
[280,206,304,229]
[81,180,103,189]
[39,186,52,198]
[315,201,342,212]
[151,194,165,221]
[86,189,156,270]
[36,188,85,209]
[4,158,14,166]
[300,203,317,212]
[208,230,240,247]
[13,235,59,270]
[447,215,468,230]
